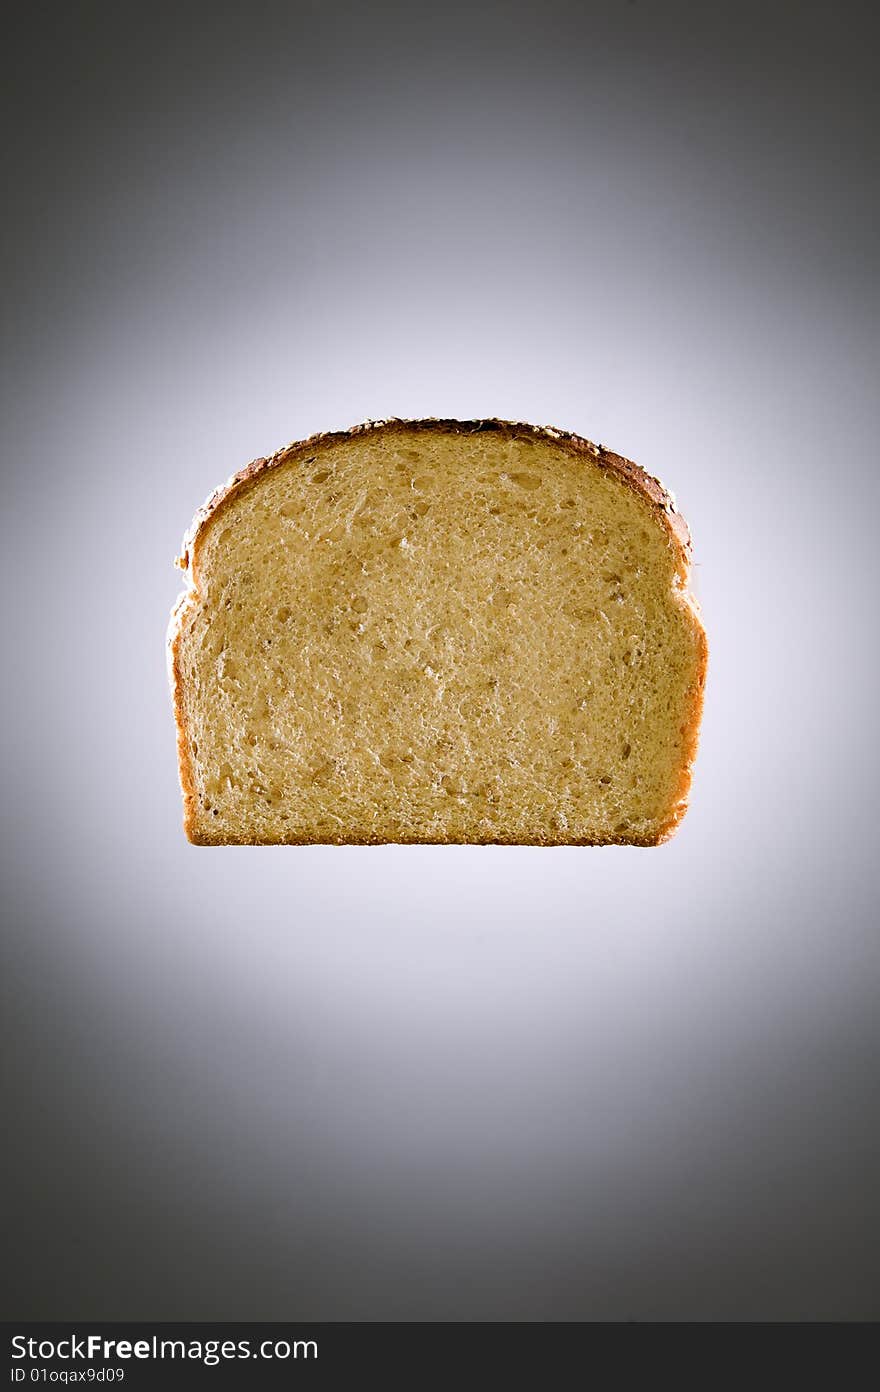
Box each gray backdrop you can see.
[2,1,878,1320]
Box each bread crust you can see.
[169,418,707,845]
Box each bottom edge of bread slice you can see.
[183,829,671,847]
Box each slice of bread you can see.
[169,419,707,845]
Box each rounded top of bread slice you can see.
[176,418,693,579]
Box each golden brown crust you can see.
[167,592,201,841]
[168,418,706,846]
[654,619,708,843]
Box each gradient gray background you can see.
[2,1,878,1320]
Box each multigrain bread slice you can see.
[168,419,707,845]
